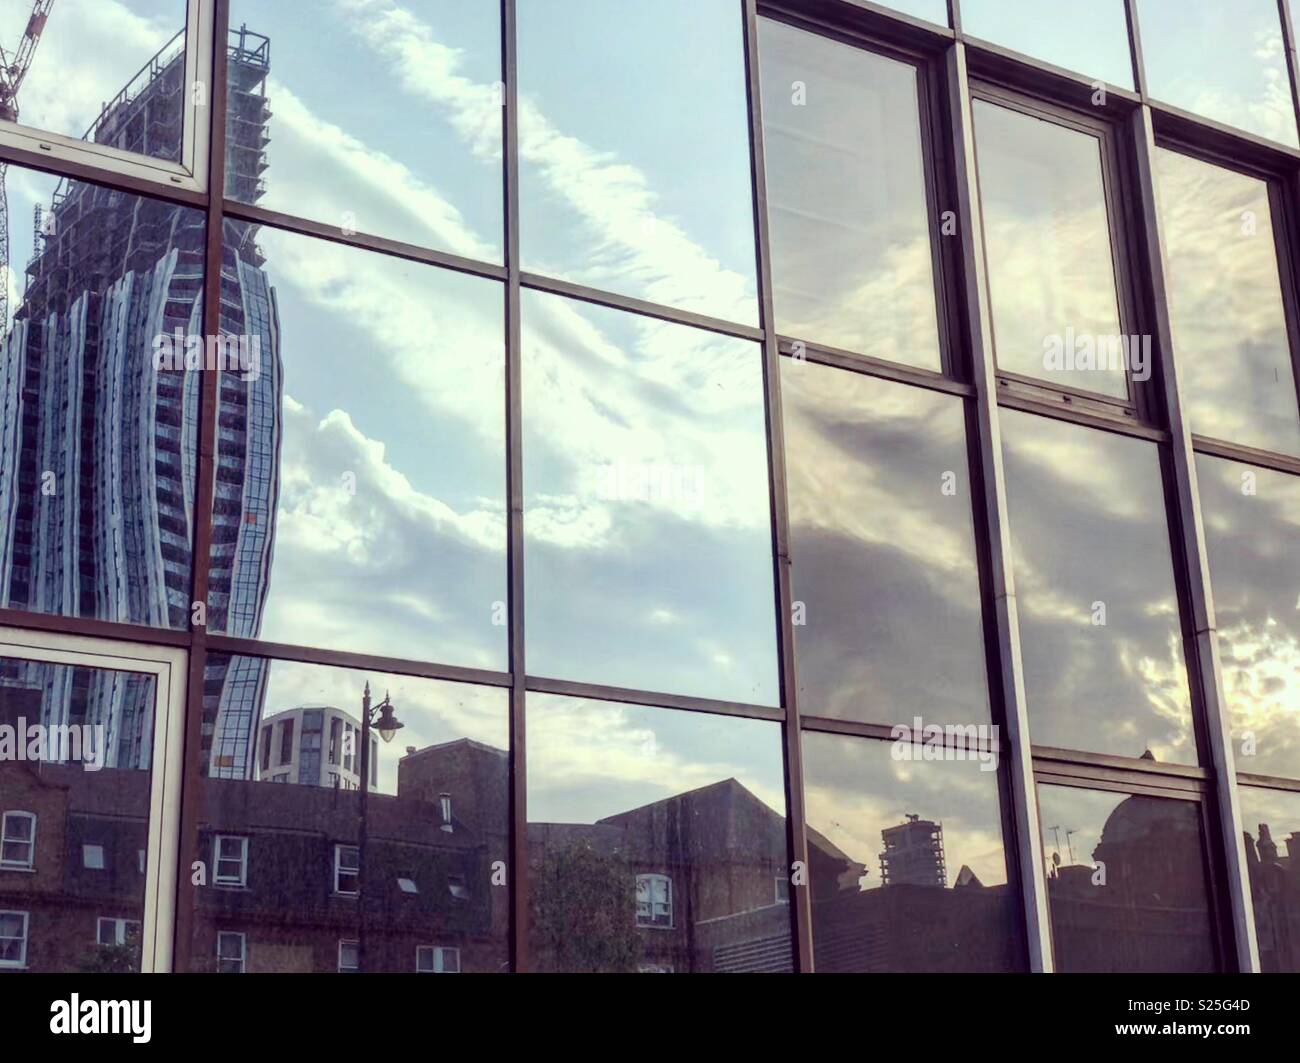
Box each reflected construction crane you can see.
[0,0,55,333]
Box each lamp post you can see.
[356,681,403,973]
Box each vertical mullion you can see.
[943,40,1053,972]
[1127,104,1261,972]
[1124,0,1150,99]
[501,0,528,975]
[1279,0,1300,147]
[173,0,229,973]
[741,0,814,973]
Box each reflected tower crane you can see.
[0,0,56,333]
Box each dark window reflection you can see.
[225,1,503,261]
[1156,148,1300,457]
[0,1,185,163]
[206,219,507,668]
[1039,784,1218,972]
[522,289,778,705]
[0,656,156,972]
[1239,785,1300,972]
[1197,456,1300,777]
[190,656,509,972]
[758,18,940,370]
[961,1,1134,89]
[527,694,791,973]
[1136,0,1298,147]
[782,361,989,724]
[0,164,203,628]
[973,101,1129,399]
[803,731,1022,972]
[517,0,757,325]
[1000,410,1195,761]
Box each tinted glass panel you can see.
[1001,411,1194,761]
[1239,785,1300,972]
[1197,456,1300,778]
[518,0,757,324]
[973,101,1128,398]
[803,731,1021,972]
[522,290,778,705]
[962,1,1134,89]
[0,0,186,162]
[226,0,503,261]
[1156,148,1300,457]
[758,19,940,369]
[526,694,790,973]
[1039,785,1217,972]
[189,657,509,972]
[1137,0,1298,146]
[0,165,203,627]
[207,222,507,670]
[782,361,989,724]
[0,656,157,972]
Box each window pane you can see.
[1039,784,1217,972]
[758,19,940,370]
[206,222,507,669]
[973,101,1129,398]
[962,0,1134,89]
[0,0,186,162]
[1239,785,1300,971]
[1001,411,1194,761]
[0,656,157,972]
[0,164,203,627]
[1156,149,1300,457]
[522,290,778,705]
[1197,456,1300,778]
[526,694,791,972]
[189,657,509,972]
[803,731,1022,972]
[226,0,503,261]
[1137,0,1298,146]
[782,362,989,724]
[518,0,757,324]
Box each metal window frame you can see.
[0,626,189,973]
[0,0,1297,974]
[0,0,214,193]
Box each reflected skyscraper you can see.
[0,28,281,774]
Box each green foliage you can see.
[531,842,641,973]
[77,942,141,973]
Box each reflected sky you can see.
[758,17,940,369]
[518,0,758,325]
[782,361,989,724]
[526,694,786,825]
[1000,410,1194,761]
[973,100,1128,399]
[962,0,1134,89]
[227,0,503,261]
[245,657,507,797]
[0,0,182,150]
[803,731,1008,890]
[1156,148,1300,458]
[1197,455,1300,779]
[209,224,509,670]
[522,289,779,705]
[877,0,947,24]
[1136,0,1298,147]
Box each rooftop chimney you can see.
[439,792,453,833]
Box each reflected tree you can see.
[531,843,640,973]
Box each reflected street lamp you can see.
[357,681,403,973]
